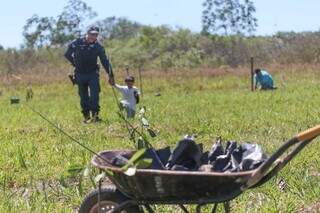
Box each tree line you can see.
[21,0,258,48]
[1,0,320,76]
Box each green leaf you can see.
[129,128,136,141]
[78,175,83,196]
[59,175,67,188]
[121,148,146,171]
[18,147,27,170]
[116,111,124,119]
[26,88,33,102]
[138,107,146,117]
[141,117,149,127]
[135,158,153,169]
[105,169,114,177]
[147,128,157,138]
[122,157,152,176]
[94,172,106,183]
[67,164,84,178]
[89,176,96,189]
[137,137,146,149]
[124,167,137,176]
[137,136,152,149]
[128,149,146,164]
[83,165,91,177]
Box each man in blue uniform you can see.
[64,26,114,123]
[254,69,276,90]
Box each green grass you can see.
[0,72,319,212]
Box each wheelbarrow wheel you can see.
[79,185,141,213]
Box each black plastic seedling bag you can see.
[165,138,202,171]
[208,140,268,172]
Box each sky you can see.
[1,0,320,48]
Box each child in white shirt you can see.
[111,76,140,118]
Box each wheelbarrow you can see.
[79,125,320,213]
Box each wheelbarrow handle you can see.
[296,125,320,142]
[245,125,320,189]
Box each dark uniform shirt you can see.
[64,38,113,77]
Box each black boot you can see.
[83,112,91,124]
[91,112,102,123]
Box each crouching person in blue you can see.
[254,69,276,90]
[64,26,114,123]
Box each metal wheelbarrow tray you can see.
[79,125,320,213]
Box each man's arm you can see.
[98,46,113,78]
[64,40,76,67]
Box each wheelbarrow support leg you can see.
[144,204,155,213]
[178,204,189,213]
[211,203,218,213]
[223,202,230,213]
[196,204,206,213]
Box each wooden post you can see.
[138,66,143,97]
[251,57,254,91]
[125,65,130,76]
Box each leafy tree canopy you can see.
[202,0,258,35]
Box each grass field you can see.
[0,70,319,212]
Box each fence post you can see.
[251,57,254,92]
[138,66,143,97]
